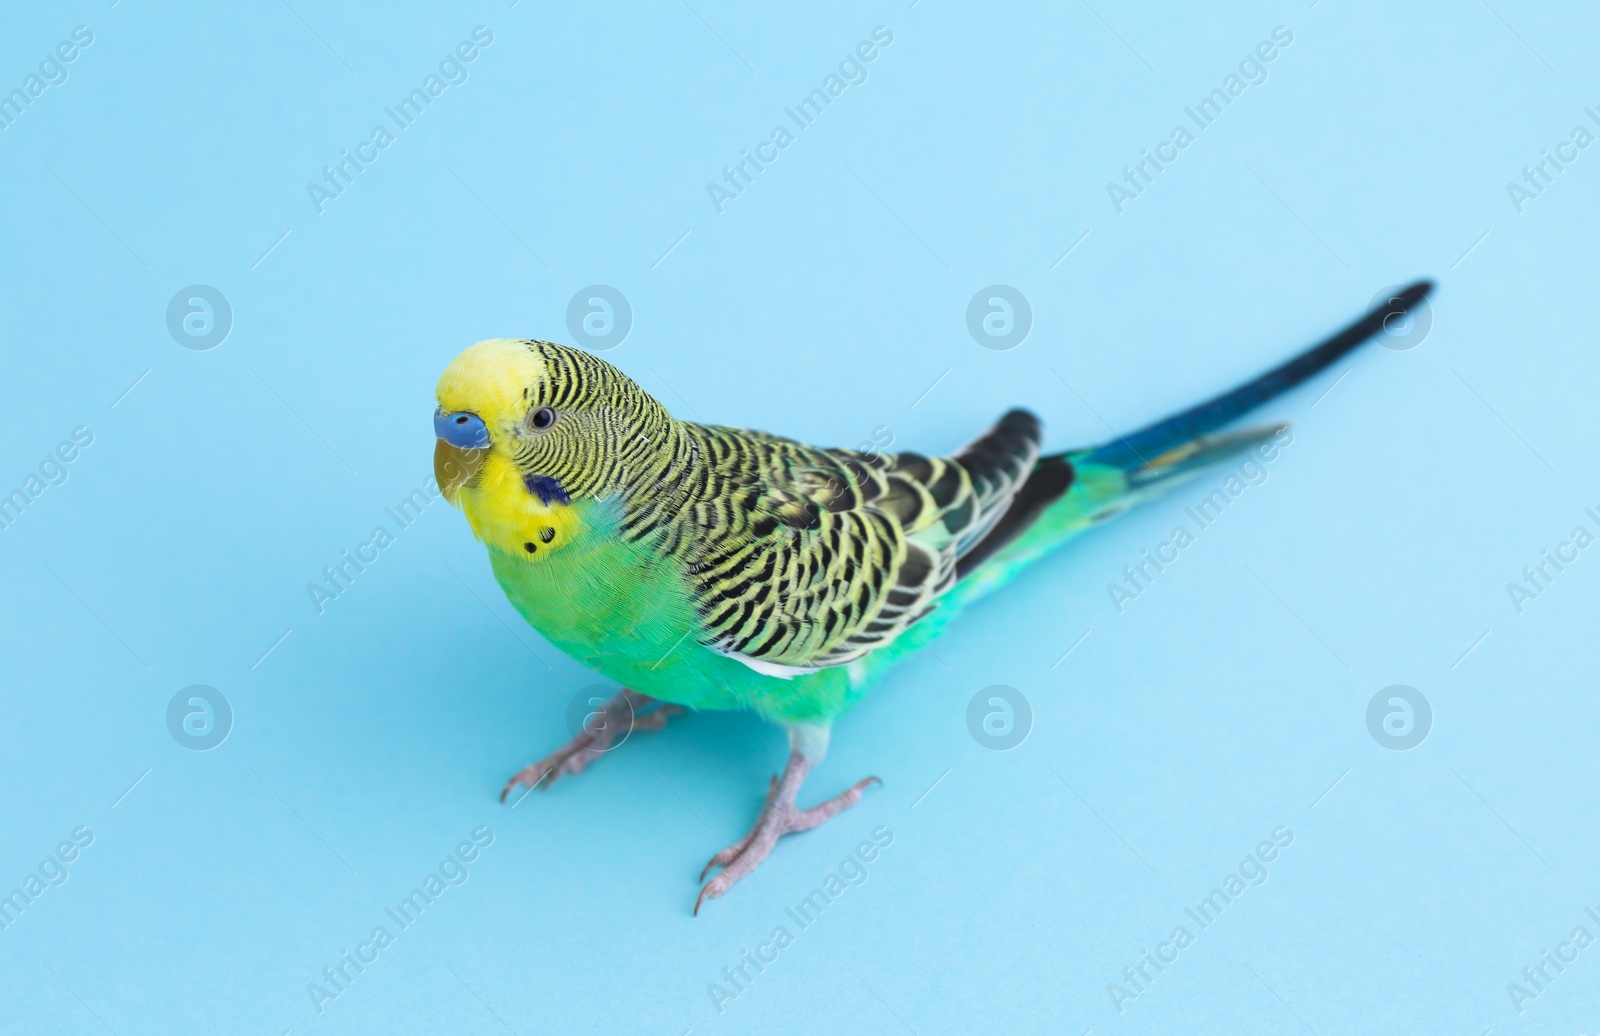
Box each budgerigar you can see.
[432,281,1432,912]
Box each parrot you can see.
[431,280,1432,912]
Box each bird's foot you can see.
[695,751,878,914]
[500,689,683,802]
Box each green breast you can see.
[484,499,864,725]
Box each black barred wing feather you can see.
[676,409,1044,674]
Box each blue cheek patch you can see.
[523,474,571,506]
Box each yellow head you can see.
[433,338,669,560]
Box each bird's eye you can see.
[530,407,556,430]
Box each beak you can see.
[434,409,489,503]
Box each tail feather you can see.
[1083,280,1432,470]
[950,408,1045,558]
[952,280,1433,592]
[1126,423,1287,488]
[954,453,1072,579]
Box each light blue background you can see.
[2,1,1597,1032]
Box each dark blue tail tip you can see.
[434,408,491,450]
[1388,280,1434,309]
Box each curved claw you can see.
[695,867,748,914]
[699,841,745,883]
[500,742,596,801]
[499,763,554,802]
[500,689,684,804]
[699,773,780,881]
[693,771,881,916]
